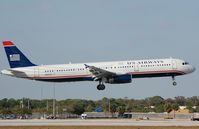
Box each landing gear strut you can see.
[97,81,105,90]
[172,76,177,86]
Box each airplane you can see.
[1,41,195,90]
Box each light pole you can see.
[40,87,44,118]
[53,83,56,118]
[20,99,24,109]
[28,99,30,110]
[41,87,43,100]
[108,98,110,117]
[46,100,49,112]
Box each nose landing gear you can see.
[172,76,177,86]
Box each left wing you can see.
[84,64,116,80]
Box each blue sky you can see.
[0,0,198,100]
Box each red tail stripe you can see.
[3,41,15,46]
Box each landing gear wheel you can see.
[97,85,101,90]
[173,81,177,86]
[100,84,105,90]
[172,76,177,86]
[97,84,106,90]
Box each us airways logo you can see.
[9,54,20,61]
[127,60,164,65]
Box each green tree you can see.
[110,103,117,115]
[1,108,13,115]
[172,103,179,118]
[69,100,85,115]
[146,96,164,106]
[164,103,172,116]
[85,100,95,112]
[72,105,85,115]
[187,96,199,107]
[117,106,125,116]
[101,97,109,112]
[155,105,165,113]
[175,96,186,106]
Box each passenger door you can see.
[134,62,139,72]
[34,67,39,78]
[172,60,177,70]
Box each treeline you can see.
[0,96,199,115]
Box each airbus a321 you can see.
[1,41,195,90]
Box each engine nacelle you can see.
[106,74,132,84]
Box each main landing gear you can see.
[172,76,177,86]
[97,81,105,90]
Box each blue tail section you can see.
[2,41,36,68]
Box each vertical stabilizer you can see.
[2,41,36,68]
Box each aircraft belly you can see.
[35,76,93,82]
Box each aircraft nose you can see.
[192,66,196,72]
[185,65,195,74]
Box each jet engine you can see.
[106,74,132,84]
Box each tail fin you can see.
[2,41,36,68]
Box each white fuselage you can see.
[1,58,195,83]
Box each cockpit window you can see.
[185,62,189,65]
[182,62,189,65]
